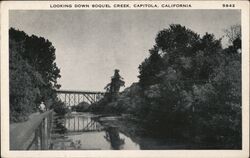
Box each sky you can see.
[9,10,240,91]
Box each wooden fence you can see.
[10,110,53,150]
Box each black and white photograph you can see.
[1,1,249,158]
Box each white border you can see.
[1,1,249,158]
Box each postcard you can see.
[1,1,249,158]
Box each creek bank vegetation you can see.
[71,101,90,112]
[9,28,65,122]
[91,24,241,149]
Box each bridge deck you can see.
[56,90,105,95]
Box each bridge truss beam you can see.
[56,90,105,106]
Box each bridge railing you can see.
[10,110,53,150]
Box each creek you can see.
[50,112,195,150]
[51,112,139,150]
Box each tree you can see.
[9,28,62,122]
[9,40,42,122]
[224,24,241,46]
[138,46,163,89]
[9,28,61,90]
[105,69,125,101]
[136,24,241,148]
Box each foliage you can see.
[104,69,125,101]
[138,46,164,89]
[9,40,41,122]
[51,100,68,115]
[224,24,241,45]
[89,24,241,148]
[93,24,241,148]
[91,69,127,114]
[9,28,61,122]
[136,24,241,148]
[72,101,90,112]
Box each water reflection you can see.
[104,127,125,150]
[51,112,139,150]
[65,114,103,132]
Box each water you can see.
[51,112,140,150]
[51,112,199,150]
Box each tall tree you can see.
[136,24,241,147]
[9,28,62,122]
[9,40,42,122]
[105,69,125,101]
[138,46,163,89]
[9,28,61,90]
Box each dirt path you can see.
[10,110,52,150]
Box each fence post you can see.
[44,117,48,150]
[43,118,46,149]
[46,117,49,148]
[39,119,45,150]
[34,129,39,149]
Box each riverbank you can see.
[97,114,197,149]
[97,114,233,149]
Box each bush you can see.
[9,40,41,122]
[51,100,68,115]
[72,102,90,112]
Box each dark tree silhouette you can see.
[136,24,241,148]
[9,28,62,122]
[105,69,125,101]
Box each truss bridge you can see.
[56,90,105,106]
